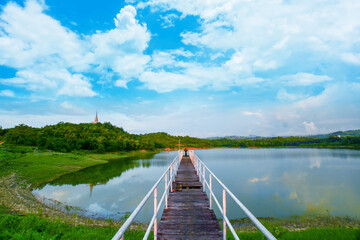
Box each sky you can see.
[0,0,359,137]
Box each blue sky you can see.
[0,0,359,137]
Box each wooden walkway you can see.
[157,156,222,240]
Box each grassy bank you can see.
[0,146,160,239]
[0,205,150,240]
[0,144,159,187]
[1,204,359,240]
[232,228,360,240]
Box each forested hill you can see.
[310,130,360,138]
[0,122,216,152]
[0,122,359,152]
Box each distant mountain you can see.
[309,130,360,139]
[208,129,360,140]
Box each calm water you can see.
[33,148,360,221]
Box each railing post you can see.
[199,161,201,182]
[173,162,175,178]
[203,165,205,192]
[154,188,157,240]
[170,163,173,192]
[196,158,199,175]
[165,172,168,209]
[209,173,212,209]
[223,190,226,240]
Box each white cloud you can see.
[114,5,137,29]
[277,89,300,101]
[115,79,129,89]
[223,51,251,75]
[0,0,89,70]
[0,0,94,97]
[160,13,178,28]
[253,59,278,71]
[141,0,360,72]
[142,50,264,93]
[149,51,176,68]
[303,121,317,132]
[0,90,14,97]
[90,5,150,80]
[271,82,360,135]
[0,1,150,97]
[282,73,332,86]
[243,111,263,118]
[341,52,360,66]
[139,71,199,92]
[2,68,96,97]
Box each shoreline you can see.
[164,145,360,150]
[1,173,359,232]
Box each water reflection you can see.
[197,148,360,220]
[34,151,176,221]
[34,149,360,221]
[49,152,168,187]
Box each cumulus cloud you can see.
[0,1,150,97]
[141,49,264,92]
[90,5,150,81]
[2,68,97,97]
[140,0,360,75]
[0,0,89,70]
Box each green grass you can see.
[1,207,358,240]
[0,206,150,240]
[231,228,360,240]
[0,145,159,187]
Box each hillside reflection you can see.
[48,152,166,186]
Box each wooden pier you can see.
[157,156,222,240]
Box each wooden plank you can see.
[158,234,221,240]
[157,156,222,240]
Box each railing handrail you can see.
[189,150,276,240]
[112,151,183,240]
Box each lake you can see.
[33,148,360,221]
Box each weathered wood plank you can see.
[158,234,221,240]
[157,156,222,240]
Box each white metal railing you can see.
[112,150,183,240]
[189,150,277,240]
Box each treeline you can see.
[1,122,359,152]
[212,136,360,148]
[0,122,215,152]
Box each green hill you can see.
[0,122,214,152]
[310,130,360,138]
